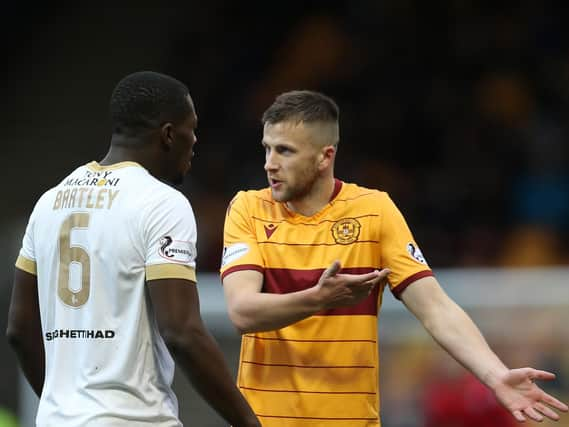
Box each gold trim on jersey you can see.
[86,161,144,171]
[15,255,37,275]
[146,263,196,282]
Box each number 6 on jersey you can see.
[58,212,91,307]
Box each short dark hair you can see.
[262,90,339,126]
[109,71,192,135]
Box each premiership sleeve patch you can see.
[158,236,196,263]
[221,243,250,267]
[406,242,427,265]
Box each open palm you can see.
[494,368,568,422]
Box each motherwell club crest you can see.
[331,218,361,244]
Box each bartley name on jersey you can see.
[52,188,120,211]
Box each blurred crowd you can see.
[169,0,569,271]
[1,2,568,425]
[2,1,568,272]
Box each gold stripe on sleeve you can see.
[146,264,196,282]
[15,255,37,275]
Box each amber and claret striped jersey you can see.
[16,161,197,427]
[220,179,433,427]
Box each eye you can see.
[276,145,293,155]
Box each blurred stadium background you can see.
[1,1,568,426]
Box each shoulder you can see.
[226,187,273,214]
[23,164,90,221]
[145,182,193,216]
[335,181,390,205]
[26,187,58,222]
[139,184,197,240]
[110,172,195,229]
[152,179,189,202]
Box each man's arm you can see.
[6,268,45,397]
[401,275,568,422]
[223,261,389,333]
[148,278,260,427]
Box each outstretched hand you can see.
[315,260,390,310]
[493,367,568,422]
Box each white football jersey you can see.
[16,161,198,426]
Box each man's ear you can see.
[319,145,337,170]
[160,122,174,150]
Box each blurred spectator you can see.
[499,225,564,266]
[422,368,516,427]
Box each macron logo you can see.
[264,224,278,239]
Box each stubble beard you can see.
[272,168,319,204]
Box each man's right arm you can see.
[148,278,260,427]
[6,268,45,396]
[222,193,388,334]
[223,261,389,334]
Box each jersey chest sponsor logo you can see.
[64,170,120,187]
[331,218,361,244]
[159,236,195,263]
[45,329,115,341]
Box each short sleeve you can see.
[380,193,434,299]
[15,198,42,275]
[144,191,197,283]
[220,192,264,280]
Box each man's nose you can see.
[264,152,278,171]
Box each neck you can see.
[101,135,159,175]
[286,176,336,217]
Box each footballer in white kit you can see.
[16,161,196,426]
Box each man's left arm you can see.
[401,275,568,423]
